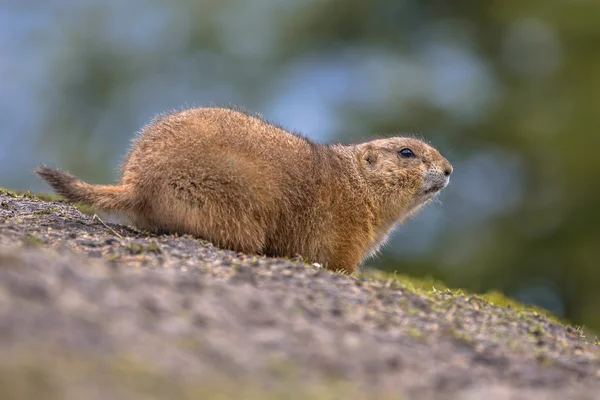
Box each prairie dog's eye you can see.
[398,148,415,158]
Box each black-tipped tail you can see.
[35,166,133,211]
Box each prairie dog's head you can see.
[356,137,452,217]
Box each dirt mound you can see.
[0,190,599,399]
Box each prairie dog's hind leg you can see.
[131,169,271,255]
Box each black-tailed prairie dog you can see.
[36,107,452,273]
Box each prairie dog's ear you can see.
[358,144,378,167]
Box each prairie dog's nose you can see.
[443,160,453,177]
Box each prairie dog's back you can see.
[129,108,315,164]
[123,108,321,189]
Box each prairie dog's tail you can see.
[35,166,135,212]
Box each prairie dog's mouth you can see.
[423,183,446,194]
[421,171,449,197]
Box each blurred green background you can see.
[2,1,599,330]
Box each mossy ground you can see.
[0,187,587,324]
[0,189,598,399]
[0,353,384,400]
[1,188,97,216]
[359,269,566,326]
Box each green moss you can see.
[536,354,555,367]
[0,188,20,197]
[357,269,448,295]
[126,243,144,255]
[71,202,97,216]
[33,207,58,215]
[106,253,120,261]
[0,351,404,400]
[358,268,565,326]
[30,192,62,202]
[406,327,424,339]
[478,291,561,323]
[0,189,38,199]
[146,241,162,254]
[446,327,476,346]
[0,189,59,202]
[126,242,162,256]
[22,233,43,247]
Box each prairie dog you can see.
[36,107,452,273]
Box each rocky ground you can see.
[0,189,599,400]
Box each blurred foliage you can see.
[3,0,600,331]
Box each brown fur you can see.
[36,107,452,273]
